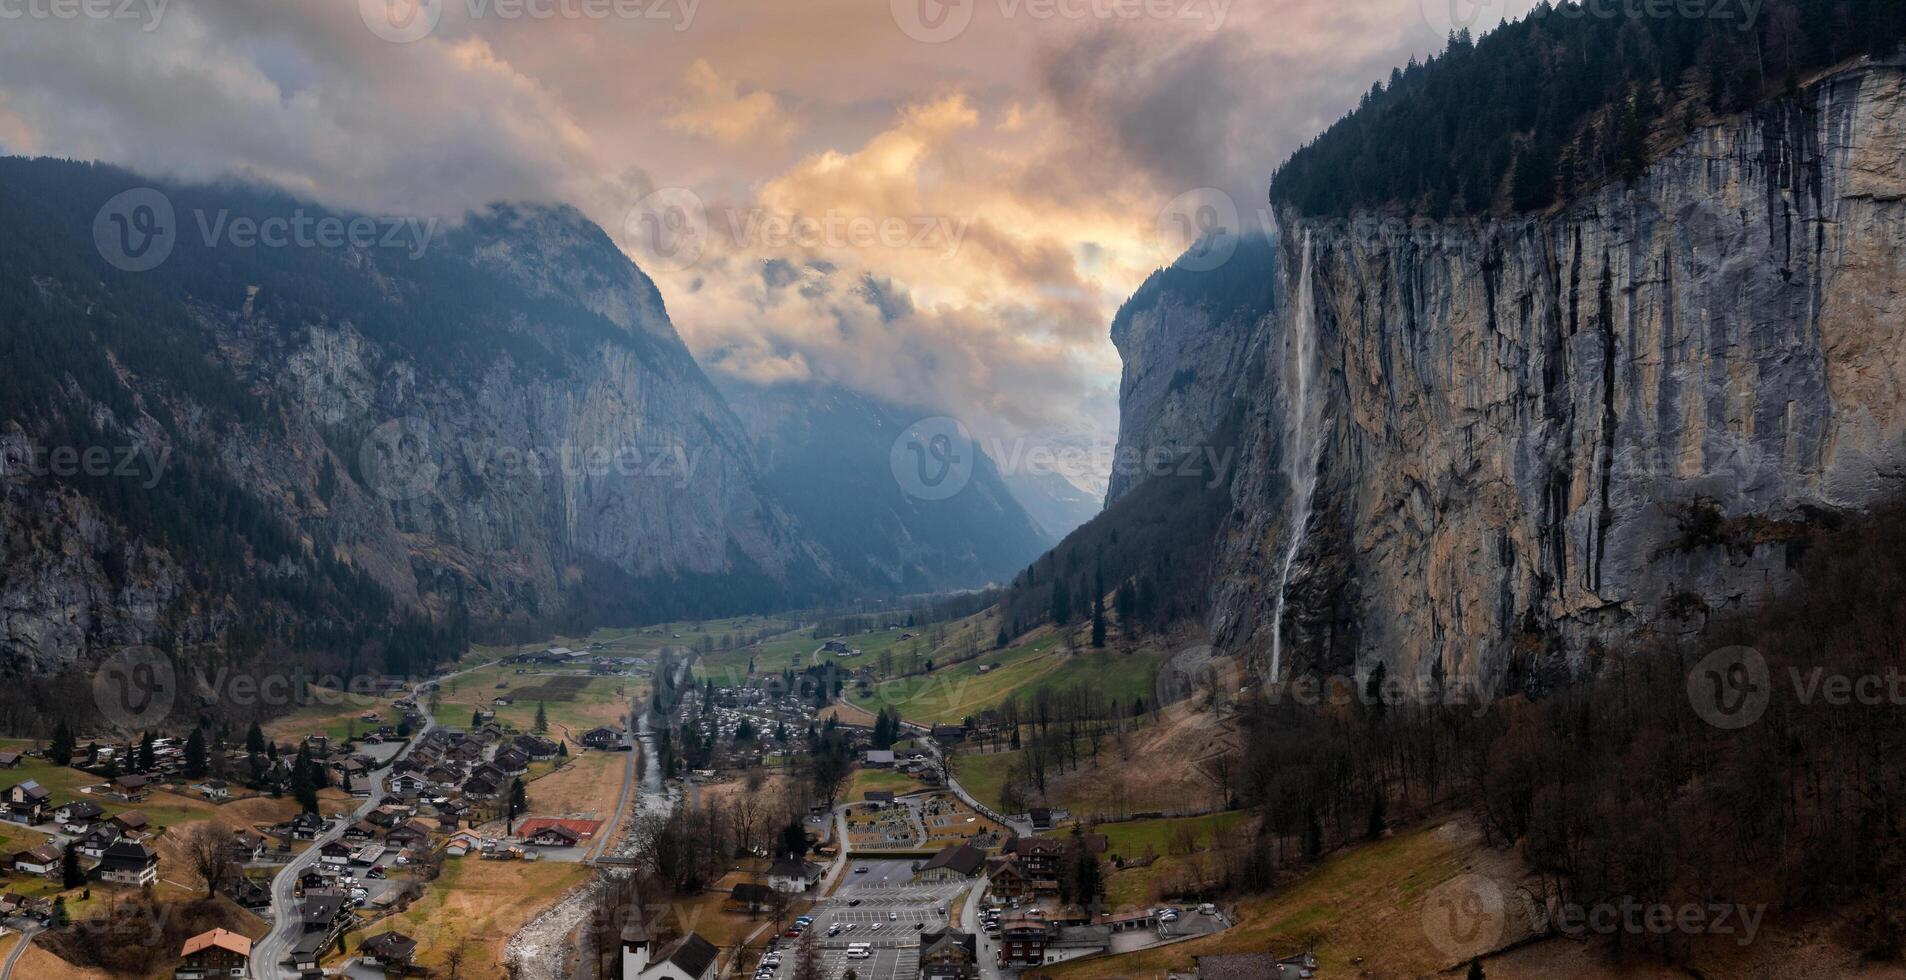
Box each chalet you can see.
[113,809,151,837]
[12,843,61,876]
[386,821,431,848]
[194,779,230,801]
[493,748,531,775]
[514,734,560,759]
[98,840,159,887]
[864,749,896,766]
[318,840,352,868]
[999,915,1054,965]
[865,790,896,805]
[359,931,418,968]
[471,763,509,787]
[930,724,967,743]
[463,775,501,800]
[175,928,252,980]
[727,882,775,912]
[767,859,821,893]
[388,772,428,796]
[230,830,268,864]
[580,727,628,751]
[629,932,719,980]
[113,773,151,800]
[3,779,51,823]
[916,843,985,882]
[0,751,19,769]
[289,931,329,973]
[227,874,271,910]
[297,890,351,935]
[426,766,462,787]
[55,800,105,831]
[76,827,120,859]
[343,819,380,842]
[920,928,980,980]
[352,842,388,866]
[1003,837,1066,876]
[434,802,469,831]
[445,831,486,857]
[526,824,582,848]
[286,811,327,840]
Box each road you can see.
[0,925,40,980]
[252,662,482,978]
[898,719,1033,837]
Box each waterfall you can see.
[1269,231,1321,679]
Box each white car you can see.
[889,911,898,921]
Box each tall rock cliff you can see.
[1204,58,1906,687]
[0,159,828,674]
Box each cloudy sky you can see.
[0,0,1530,491]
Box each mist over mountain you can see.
[718,378,1055,594]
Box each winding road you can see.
[251,662,482,978]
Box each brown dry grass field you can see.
[520,749,624,817]
[385,858,591,979]
[1032,815,1906,980]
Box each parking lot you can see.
[756,860,967,980]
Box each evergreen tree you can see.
[61,846,84,888]
[245,721,265,755]
[137,732,156,772]
[1049,578,1073,625]
[534,702,548,733]
[184,728,208,779]
[47,722,74,768]
[507,778,529,826]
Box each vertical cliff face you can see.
[1107,234,1276,506]
[1202,60,1906,686]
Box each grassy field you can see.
[520,749,625,816]
[262,691,399,744]
[1089,811,1253,862]
[435,662,638,742]
[385,858,590,978]
[846,767,929,801]
[1030,820,1477,980]
[948,749,1019,813]
[841,628,1169,728]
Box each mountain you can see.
[718,379,1051,593]
[997,466,1099,542]
[0,157,833,679]
[1020,39,1906,694]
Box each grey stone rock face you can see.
[1157,62,1906,687]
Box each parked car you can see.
[889,911,897,921]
